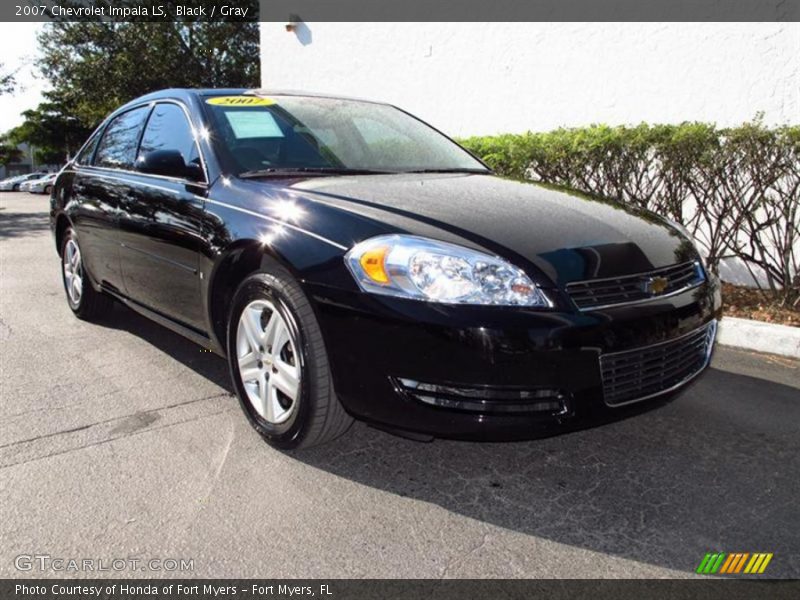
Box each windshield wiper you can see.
[238,167,397,179]
[402,168,492,174]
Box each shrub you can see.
[460,120,800,306]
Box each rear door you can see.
[70,106,151,292]
[117,102,207,330]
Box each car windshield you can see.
[203,95,490,177]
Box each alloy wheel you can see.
[236,299,300,424]
[63,239,83,306]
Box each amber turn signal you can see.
[359,246,390,283]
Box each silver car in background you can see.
[0,172,48,191]
[26,173,57,194]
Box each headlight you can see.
[345,235,552,307]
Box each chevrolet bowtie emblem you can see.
[643,276,669,295]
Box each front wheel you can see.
[227,264,353,449]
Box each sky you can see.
[0,23,46,133]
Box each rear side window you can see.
[75,133,100,166]
[94,106,150,169]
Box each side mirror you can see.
[136,150,202,181]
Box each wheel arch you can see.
[54,212,73,256]
[207,239,301,354]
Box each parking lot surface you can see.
[1,191,798,578]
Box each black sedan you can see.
[50,89,721,448]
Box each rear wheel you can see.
[61,228,111,320]
[227,263,353,449]
[44,185,53,195]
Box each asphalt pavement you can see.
[1,191,798,578]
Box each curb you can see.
[717,317,800,359]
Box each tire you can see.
[44,185,53,195]
[226,261,353,449]
[60,227,112,320]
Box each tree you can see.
[0,134,23,166]
[0,62,16,95]
[37,16,260,127]
[12,11,260,163]
[1,61,21,167]
[9,100,91,163]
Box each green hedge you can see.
[459,121,800,305]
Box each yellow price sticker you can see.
[205,96,276,107]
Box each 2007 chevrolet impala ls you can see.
[50,89,721,448]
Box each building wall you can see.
[260,22,799,137]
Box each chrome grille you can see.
[600,321,716,406]
[566,261,705,310]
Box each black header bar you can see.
[4,579,800,600]
[2,0,799,22]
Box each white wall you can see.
[260,22,799,137]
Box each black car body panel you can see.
[51,88,721,441]
[290,173,696,287]
[307,279,718,440]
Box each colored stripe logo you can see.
[697,552,773,574]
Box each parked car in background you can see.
[0,172,48,191]
[50,89,721,449]
[0,175,20,189]
[0,175,26,191]
[26,173,58,195]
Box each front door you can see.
[117,102,207,330]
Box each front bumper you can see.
[307,279,722,441]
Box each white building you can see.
[260,22,799,137]
[259,22,799,288]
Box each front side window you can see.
[94,106,150,169]
[203,95,489,175]
[138,103,202,174]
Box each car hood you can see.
[283,173,698,287]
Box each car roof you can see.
[116,88,390,112]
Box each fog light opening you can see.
[395,378,568,415]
